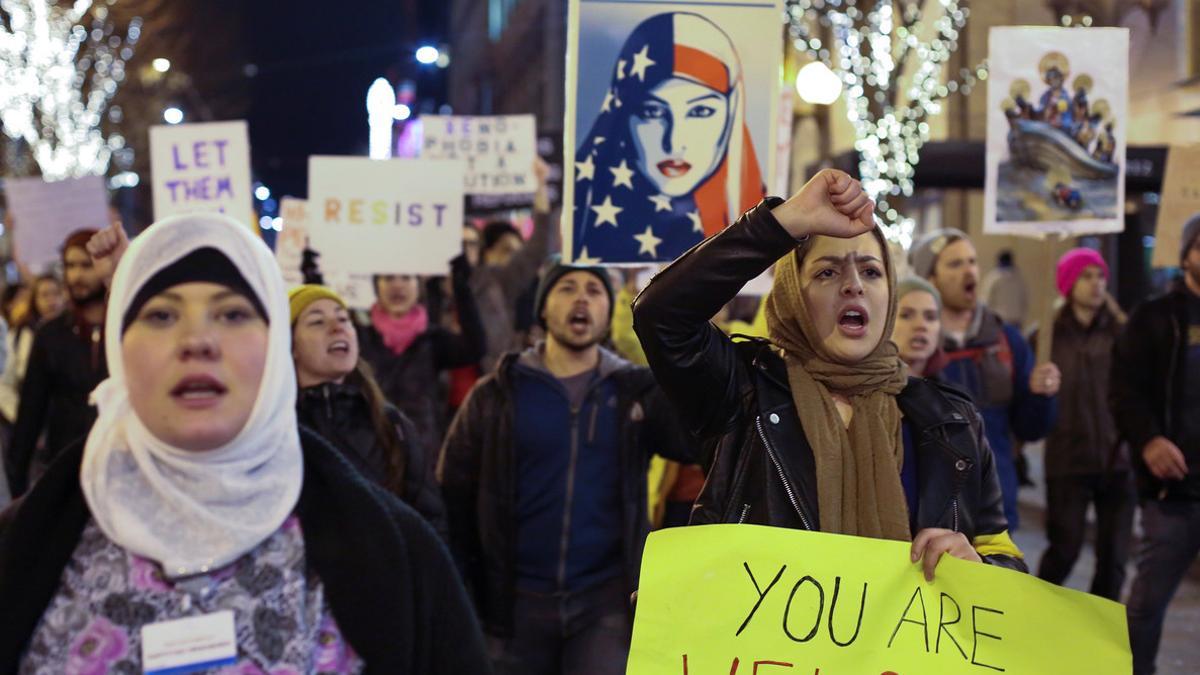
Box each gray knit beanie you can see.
[1182,212,1200,265]
[896,275,942,311]
[909,228,970,278]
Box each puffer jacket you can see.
[359,256,486,455]
[632,198,1025,571]
[297,381,449,541]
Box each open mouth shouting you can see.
[837,304,870,339]
[657,159,692,178]
[567,308,593,335]
[908,334,931,351]
[327,339,352,356]
[170,374,228,409]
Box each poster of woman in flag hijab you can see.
[563,0,783,264]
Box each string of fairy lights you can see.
[785,0,986,247]
[0,0,140,180]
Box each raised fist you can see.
[770,169,877,241]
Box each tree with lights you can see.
[0,0,141,180]
[787,0,985,247]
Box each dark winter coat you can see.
[438,347,699,637]
[5,311,107,497]
[359,256,486,455]
[297,381,449,541]
[632,198,1025,571]
[0,426,490,675]
[1040,304,1127,477]
[1110,286,1195,498]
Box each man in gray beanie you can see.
[1114,210,1200,673]
[439,259,697,675]
[909,228,1060,531]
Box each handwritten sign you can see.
[277,197,375,309]
[629,525,1129,674]
[420,115,536,195]
[3,175,110,273]
[149,120,254,229]
[1152,144,1200,268]
[306,156,465,276]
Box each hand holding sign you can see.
[628,525,1131,674]
[1028,361,1062,396]
[533,157,551,214]
[910,528,983,582]
[771,169,877,242]
[86,219,130,288]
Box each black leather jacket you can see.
[632,199,1024,571]
[297,381,449,542]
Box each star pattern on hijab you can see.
[575,154,595,181]
[591,195,623,227]
[634,225,663,257]
[610,160,634,189]
[648,194,672,212]
[629,44,656,81]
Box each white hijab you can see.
[80,213,302,578]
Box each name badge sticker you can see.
[141,610,237,675]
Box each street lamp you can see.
[415,45,439,65]
[795,62,842,105]
[366,77,395,159]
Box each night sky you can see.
[242,1,448,199]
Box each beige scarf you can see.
[764,229,911,541]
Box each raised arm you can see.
[632,169,876,438]
[431,255,487,370]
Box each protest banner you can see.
[629,525,1130,674]
[984,27,1129,238]
[3,175,110,273]
[276,197,310,288]
[563,0,782,265]
[420,115,537,196]
[1151,144,1200,268]
[277,197,377,309]
[149,120,255,229]
[306,156,465,276]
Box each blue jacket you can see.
[941,307,1057,528]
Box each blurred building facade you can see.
[448,0,566,126]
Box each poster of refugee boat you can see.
[984,27,1128,236]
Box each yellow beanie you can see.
[288,284,347,325]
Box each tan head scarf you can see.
[764,228,911,541]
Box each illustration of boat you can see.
[1007,119,1118,180]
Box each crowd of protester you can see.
[0,166,1197,674]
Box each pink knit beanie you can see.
[1056,248,1108,298]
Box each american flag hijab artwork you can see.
[571,12,765,264]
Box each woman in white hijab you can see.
[0,215,489,674]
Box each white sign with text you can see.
[306,156,465,275]
[277,197,376,309]
[420,115,537,195]
[149,120,255,230]
[3,175,110,273]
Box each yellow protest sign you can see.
[628,525,1129,674]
